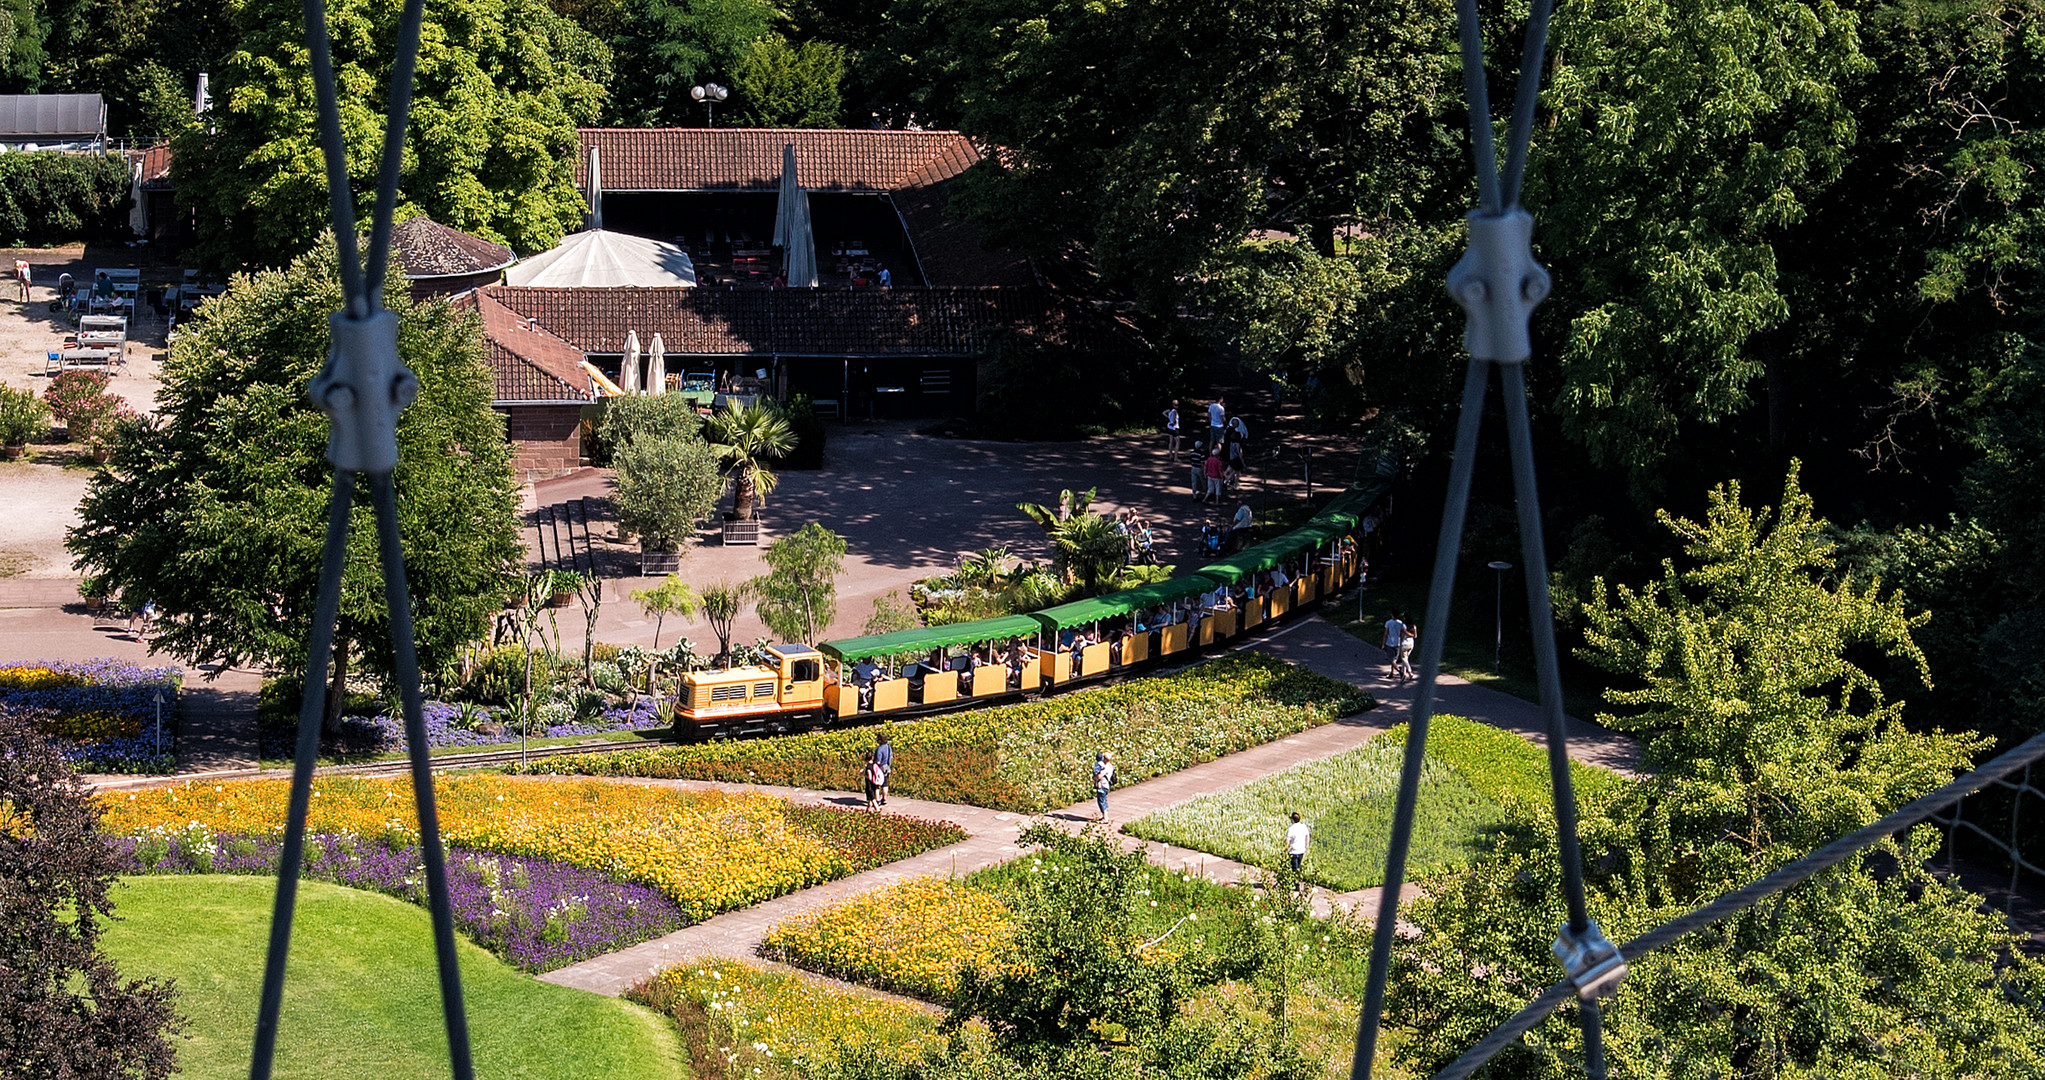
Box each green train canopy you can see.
[817,613,1043,663]
[1030,573,1227,630]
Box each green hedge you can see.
[0,152,133,245]
[511,653,1376,813]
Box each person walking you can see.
[1189,441,1208,499]
[1381,611,1406,667]
[12,260,29,302]
[1163,401,1182,457]
[1207,397,1227,448]
[1203,449,1225,505]
[874,734,894,806]
[864,750,885,811]
[1092,751,1115,821]
[1395,622,1418,682]
[1286,811,1310,876]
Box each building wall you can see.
[410,269,504,301]
[498,404,585,480]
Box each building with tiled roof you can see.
[575,128,978,192]
[392,216,516,298]
[459,290,597,479]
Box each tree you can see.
[698,579,752,666]
[862,590,919,636]
[750,523,845,644]
[66,242,523,731]
[605,0,776,125]
[732,35,846,127]
[170,0,607,270]
[705,399,794,522]
[613,433,722,553]
[630,574,701,652]
[0,710,181,1079]
[597,393,705,462]
[1018,487,1126,593]
[1390,467,2045,1077]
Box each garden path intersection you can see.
[538,615,1640,997]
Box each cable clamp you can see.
[1551,918,1627,1000]
[1446,207,1551,363]
[308,309,417,473]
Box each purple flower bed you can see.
[115,830,690,971]
[1,659,182,775]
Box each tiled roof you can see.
[894,179,1036,288]
[137,145,173,187]
[464,291,595,402]
[576,128,980,192]
[392,216,515,278]
[478,285,1077,357]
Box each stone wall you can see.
[498,404,585,480]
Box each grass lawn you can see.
[1125,715,1625,891]
[100,875,684,1080]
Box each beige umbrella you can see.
[620,330,641,394]
[647,333,667,396]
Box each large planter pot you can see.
[546,590,575,608]
[722,516,760,546]
[0,443,23,461]
[640,545,682,575]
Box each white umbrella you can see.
[621,330,641,394]
[587,144,603,229]
[127,162,147,237]
[786,188,818,288]
[647,333,667,396]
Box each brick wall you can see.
[498,404,585,480]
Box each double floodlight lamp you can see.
[691,83,729,103]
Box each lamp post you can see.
[1486,561,1513,675]
[690,83,729,126]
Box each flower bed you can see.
[117,828,688,972]
[1123,716,1625,890]
[101,775,967,921]
[0,659,180,773]
[257,697,670,759]
[515,654,1375,813]
[761,877,1013,1001]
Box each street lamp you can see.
[691,82,729,126]
[1486,561,1513,675]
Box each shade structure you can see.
[126,161,146,236]
[647,333,667,395]
[772,143,797,250]
[620,330,641,394]
[588,144,603,229]
[785,188,818,288]
[505,229,696,288]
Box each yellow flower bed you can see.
[100,775,850,920]
[761,876,1013,1000]
[0,665,90,690]
[631,959,986,1075]
[41,709,143,739]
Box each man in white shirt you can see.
[1286,812,1309,875]
[1382,613,1406,664]
[1207,397,1226,446]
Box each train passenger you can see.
[851,658,889,710]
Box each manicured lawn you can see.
[1124,715,1626,890]
[100,875,683,1080]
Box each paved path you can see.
[541,614,1637,996]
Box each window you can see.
[791,659,820,682]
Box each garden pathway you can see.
[540,615,1641,996]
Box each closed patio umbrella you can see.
[772,143,797,251]
[621,330,641,394]
[785,188,818,288]
[648,333,667,395]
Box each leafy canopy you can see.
[66,240,523,686]
[750,522,846,645]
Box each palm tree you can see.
[1018,488,1126,593]
[705,401,795,521]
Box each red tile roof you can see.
[464,290,595,402]
[894,179,1036,287]
[392,216,515,278]
[477,285,1093,357]
[577,128,980,192]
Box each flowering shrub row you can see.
[100,775,965,921]
[516,653,1376,813]
[0,659,180,773]
[761,877,1013,1001]
[257,696,670,759]
[116,827,688,971]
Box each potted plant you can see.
[705,400,793,546]
[79,574,110,615]
[0,385,49,460]
[612,431,721,573]
[545,569,582,608]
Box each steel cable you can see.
[249,0,472,1073]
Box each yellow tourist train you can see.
[671,460,1391,739]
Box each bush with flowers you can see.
[762,877,1014,1001]
[518,653,1375,812]
[0,658,180,773]
[100,774,965,922]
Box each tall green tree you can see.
[1391,467,2045,1077]
[604,0,775,124]
[705,399,794,522]
[171,0,608,271]
[613,432,723,554]
[731,34,845,127]
[67,241,523,726]
[750,522,845,644]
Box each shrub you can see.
[614,432,722,552]
[0,385,51,447]
[0,152,133,244]
[594,393,705,465]
[776,393,827,469]
[43,369,112,428]
[516,653,1375,813]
